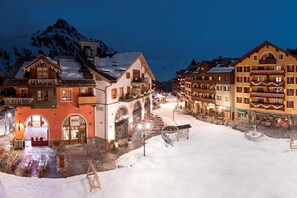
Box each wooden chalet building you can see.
[4,55,96,146]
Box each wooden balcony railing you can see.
[191,95,215,103]
[131,77,150,85]
[29,79,58,86]
[250,69,285,75]
[250,92,285,99]
[77,96,96,105]
[250,81,285,87]
[250,102,284,111]
[4,97,33,106]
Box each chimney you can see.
[94,56,100,67]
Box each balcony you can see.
[77,95,96,106]
[192,95,215,103]
[131,77,150,86]
[191,87,216,93]
[4,97,33,106]
[250,102,284,111]
[259,59,276,64]
[192,79,216,84]
[29,79,58,86]
[250,92,285,99]
[250,81,285,87]
[250,69,285,75]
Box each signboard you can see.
[70,116,80,126]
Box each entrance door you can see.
[63,115,87,144]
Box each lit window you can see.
[279,54,283,60]
[37,67,48,79]
[61,89,72,102]
[112,88,117,99]
[37,90,49,101]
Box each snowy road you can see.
[1,97,297,198]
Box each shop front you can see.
[62,115,87,144]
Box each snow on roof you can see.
[15,61,32,78]
[96,52,141,79]
[59,58,84,79]
[207,64,234,73]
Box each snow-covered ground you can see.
[1,96,297,198]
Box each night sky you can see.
[1,0,297,81]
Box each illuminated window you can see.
[126,72,130,78]
[37,90,49,101]
[37,67,48,79]
[61,89,72,102]
[112,88,117,99]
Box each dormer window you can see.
[37,67,48,79]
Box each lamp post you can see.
[138,122,151,156]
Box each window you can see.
[217,95,222,100]
[237,76,242,83]
[273,99,282,104]
[253,55,258,61]
[237,67,242,72]
[287,89,294,96]
[287,77,294,84]
[244,87,249,93]
[237,87,242,93]
[20,89,27,97]
[61,89,72,102]
[287,101,294,108]
[111,88,117,99]
[37,67,48,79]
[236,97,242,103]
[274,65,282,70]
[225,76,228,81]
[225,97,229,102]
[218,76,221,82]
[209,76,213,80]
[224,86,229,91]
[133,70,140,80]
[127,86,131,96]
[80,87,88,96]
[244,98,249,104]
[287,65,294,72]
[274,77,282,82]
[279,54,283,60]
[256,76,265,82]
[244,77,250,83]
[216,86,222,91]
[126,72,130,78]
[244,66,250,72]
[37,90,49,101]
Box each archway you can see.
[25,115,49,141]
[62,114,87,144]
[144,97,151,116]
[115,106,129,141]
[133,101,142,127]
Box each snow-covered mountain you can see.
[0,19,116,75]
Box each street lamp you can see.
[138,122,151,156]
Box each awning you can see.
[177,124,192,130]
[237,109,247,113]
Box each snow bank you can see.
[1,96,297,198]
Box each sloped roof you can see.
[231,41,297,66]
[23,54,61,73]
[81,52,156,82]
[207,64,235,73]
